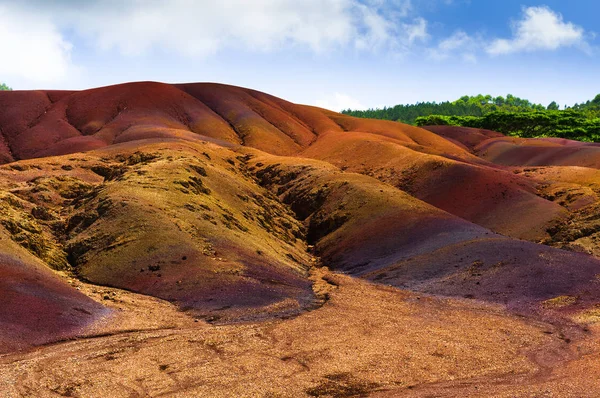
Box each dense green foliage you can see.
[342,94,551,125]
[0,83,11,91]
[343,94,600,142]
[415,111,600,142]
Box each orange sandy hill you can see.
[0,82,570,240]
[2,82,600,354]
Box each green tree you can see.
[547,101,559,111]
[0,83,12,91]
[343,93,548,125]
[417,110,600,142]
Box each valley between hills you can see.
[2,82,600,396]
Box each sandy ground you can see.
[1,268,598,397]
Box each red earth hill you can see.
[3,83,600,352]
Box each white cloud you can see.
[487,6,588,55]
[0,4,76,83]
[48,0,417,57]
[0,0,425,85]
[426,6,590,62]
[81,0,353,55]
[316,93,365,112]
[0,0,428,87]
[404,18,429,45]
[427,31,477,62]
[353,3,400,50]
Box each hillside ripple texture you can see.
[2,82,600,397]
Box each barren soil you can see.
[1,85,600,397]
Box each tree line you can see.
[342,94,600,142]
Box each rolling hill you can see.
[2,82,600,396]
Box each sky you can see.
[0,0,598,111]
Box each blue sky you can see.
[0,0,598,110]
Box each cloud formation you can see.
[0,0,425,84]
[404,18,429,45]
[427,30,476,62]
[0,4,75,82]
[0,1,593,89]
[40,0,418,56]
[76,0,394,55]
[487,6,588,55]
[426,6,591,63]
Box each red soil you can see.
[475,136,600,168]
[421,125,505,152]
[4,84,564,242]
[0,82,483,163]
[0,253,107,354]
[300,129,564,240]
[364,236,600,314]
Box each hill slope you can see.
[2,83,600,396]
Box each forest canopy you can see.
[342,94,600,142]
